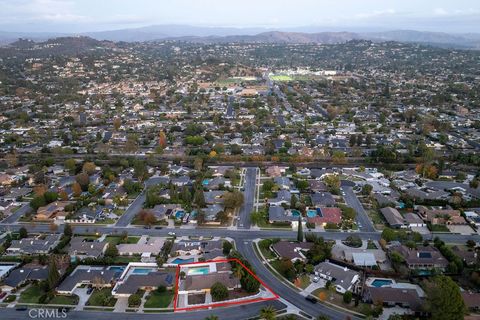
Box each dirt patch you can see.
[188,293,206,305]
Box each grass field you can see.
[19,284,44,303]
[86,288,117,307]
[270,75,293,81]
[144,291,174,308]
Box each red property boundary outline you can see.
[173,258,279,312]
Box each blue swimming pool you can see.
[188,267,210,275]
[175,210,185,219]
[291,209,301,217]
[190,210,197,219]
[108,266,125,277]
[307,210,317,218]
[202,179,210,186]
[172,258,195,264]
[132,268,154,275]
[371,279,394,287]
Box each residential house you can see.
[380,207,406,229]
[68,237,108,260]
[117,236,165,256]
[307,207,342,226]
[268,190,292,206]
[34,201,72,221]
[57,266,116,294]
[7,234,60,255]
[2,265,48,291]
[390,244,448,270]
[315,261,360,294]
[271,241,313,262]
[311,192,336,207]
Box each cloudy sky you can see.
[0,0,479,33]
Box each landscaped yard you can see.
[143,291,174,308]
[104,236,139,245]
[86,288,117,307]
[258,239,277,259]
[311,288,371,316]
[48,295,79,305]
[294,274,311,289]
[19,284,45,303]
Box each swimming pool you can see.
[307,210,317,218]
[291,209,301,217]
[190,210,197,219]
[108,266,126,277]
[202,179,210,186]
[172,258,195,264]
[187,267,210,275]
[371,279,394,287]
[175,210,185,219]
[132,268,155,275]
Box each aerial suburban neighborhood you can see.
[0,2,480,320]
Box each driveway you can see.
[238,167,258,229]
[73,287,91,311]
[114,297,129,312]
[1,203,31,224]
[115,192,146,227]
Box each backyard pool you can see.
[291,209,301,217]
[175,210,185,219]
[202,179,210,186]
[187,267,210,275]
[371,279,394,287]
[108,266,126,278]
[190,211,197,219]
[307,210,317,218]
[172,258,195,264]
[132,268,155,275]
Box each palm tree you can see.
[204,315,219,320]
[260,305,276,320]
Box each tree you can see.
[332,151,346,165]
[104,243,119,258]
[343,291,353,304]
[138,210,157,226]
[128,294,141,307]
[241,273,260,293]
[297,216,304,242]
[72,182,82,197]
[194,188,206,208]
[75,173,90,190]
[47,258,60,290]
[361,184,373,196]
[82,162,96,175]
[223,241,233,255]
[210,282,228,301]
[223,191,244,209]
[113,117,121,131]
[64,223,73,237]
[19,227,28,239]
[158,130,168,149]
[260,305,276,320]
[426,275,466,320]
[349,135,357,147]
[278,258,296,281]
[381,228,397,242]
[30,195,47,210]
[64,159,76,173]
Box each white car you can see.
[312,277,320,283]
[168,232,176,236]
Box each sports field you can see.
[269,74,293,81]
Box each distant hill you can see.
[1,25,479,49]
[0,36,114,58]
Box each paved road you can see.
[1,203,31,224]
[341,186,376,232]
[238,167,258,229]
[2,300,286,320]
[115,192,146,227]
[237,240,359,320]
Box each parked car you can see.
[312,276,320,283]
[154,226,163,229]
[168,232,176,236]
[86,287,94,294]
[305,296,317,303]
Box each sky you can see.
[0,0,479,34]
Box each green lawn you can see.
[144,291,174,308]
[258,240,277,259]
[296,274,311,289]
[270,74,293,81]
[86,288,117,307]
[112,256,141,264]
[104,236,139,245]
[19,284,45,303]
[4,295,16,303]
[48,295,79,305]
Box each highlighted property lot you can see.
[173,258,278,312]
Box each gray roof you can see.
[204,191,225,205]
[4,266,48,288]
[315,261,360,291]
[115,272,174,294]
[8,234,61,254]
[380,207,405,227]
[311,192,335,206]
[268,190,292,205]
[69,237,107,258]
[57,268,116,292]
[268,206,297,222]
